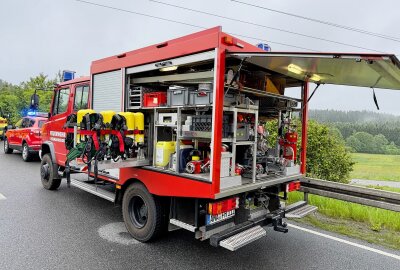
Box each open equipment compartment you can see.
[121,48,305,192]
[125,50,217,183]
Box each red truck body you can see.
[39,27,400,250]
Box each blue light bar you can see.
[62,70,76,82]
[256,43,271,52]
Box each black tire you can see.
[22,142,32,162]
[40,153,61,190]
[122,183,167,242]
[4,138,13,154]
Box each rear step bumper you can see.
[285,201,318,218]
[219,225,266,251]
[210,210,287,250]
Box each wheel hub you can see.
[41,163,50,180]
[23,146,28,159]
[129,196,148,229]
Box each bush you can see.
[266,119,354,183]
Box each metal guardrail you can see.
[300,177,400,212]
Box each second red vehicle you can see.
[4,115,48,161]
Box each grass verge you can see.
[365,185,400,193]
[350,153,400,181]
[287,192,400,250]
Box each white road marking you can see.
[0,193,6,200]
[98,222,140,245]
[288,223,400,261]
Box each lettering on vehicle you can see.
[206,210,235,225]
[50,131,66,138]
[50,131,66,142]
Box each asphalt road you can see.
[0,142,399,270]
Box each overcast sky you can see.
[1,0,400,114]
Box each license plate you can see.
[206,210,235,225]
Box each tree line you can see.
[310,109,400,155]
[0,74,58,124]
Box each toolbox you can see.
[236,123,251,141]
[143,92,167,107]
[189,90,213,105]
[167,86,193,106]
[191,115,232,138]
[158,113,178,126]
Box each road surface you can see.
[0,142,399,270]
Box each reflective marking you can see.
[98,222,140,245]
[288,223,400,261]
[0,193,6,200]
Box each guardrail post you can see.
[304,191,309,203]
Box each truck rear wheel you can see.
[122,183,166,242]
[4,138,13,154]
[40,153,61,190]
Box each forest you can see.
[310,109,400,155]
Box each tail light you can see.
[286,181,301,192]
[207,197,239,216]
[31,129,41,136]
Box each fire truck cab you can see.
[40,27,400,251]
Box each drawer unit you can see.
[128,86,143,108]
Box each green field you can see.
[287,192,400,250]
[350,153,400,182]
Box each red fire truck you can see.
[39,27,400,250]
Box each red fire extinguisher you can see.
[281,132,298,161]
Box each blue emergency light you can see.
[256,43,271,52]
[62,70,76,82]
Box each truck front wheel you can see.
[122,183,166,242]
[40,154,61,190]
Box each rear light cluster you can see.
[207,197,239,216]
[0,120,6,124]
[286,181,301,192]
[30,129,41,136]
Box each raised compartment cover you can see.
[229,52,400,90]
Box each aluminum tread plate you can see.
[70,179,115,202]
[219,225,266,251]
[286,205,318,218]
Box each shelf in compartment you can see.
[224,84,302,102]
[155,124,177,127]
[143,166,211,183]
[223,106,258,113]
[132,71,214,84]
[234,141,256,146]
[135,105,212,110]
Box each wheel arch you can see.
[116,178,146,205]
[41,141,56,163]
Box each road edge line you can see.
[288,223,400,261]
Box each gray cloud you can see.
[1,0,400,114]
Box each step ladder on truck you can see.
[39,27,400,251]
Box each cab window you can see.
[52,88,70,115]
[74,85,89,111]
